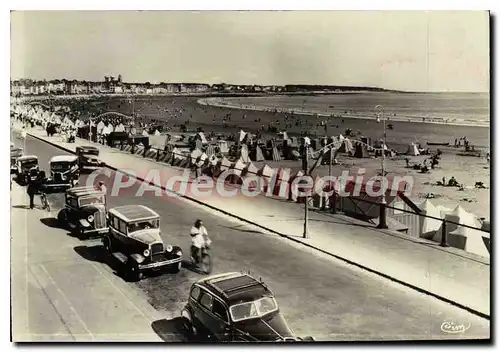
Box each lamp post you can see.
[375,104,388,229]
[302,137,311,239]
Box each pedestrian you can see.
[27,175,38,209]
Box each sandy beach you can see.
[47,94,492,220]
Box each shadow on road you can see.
[12,204,30,210]
[220,225,264,235]
[74,244,109,264]
[151,317,196,342]
[40,217,61,229]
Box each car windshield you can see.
[127,219,159,233]
[21,160,37,168]
[229,297,278,322]
[79,195,105,207]
[51,162,72,171]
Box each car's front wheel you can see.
[102,235,113,253]
[57,209,66,224]
[181,309,197,338]
[126,259,142,282]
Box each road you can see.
[11,133,490,341]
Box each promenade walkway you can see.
[20,124,490,317]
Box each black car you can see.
[76,146,104,171]
[14,155,39,184]
[102,205,183,281]
[181,272,315,342]
[57,186,108,238]
[47,155,80,191]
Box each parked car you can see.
[181,272,315,342]
[76,146,104,171]
[57,186,108,238]
[10,147,24,174]
[15,155,39,184]
[46,155,80,191]
[102,205,183,281]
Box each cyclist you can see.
[190,219,211,264]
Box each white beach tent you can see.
[407,143,420,156]
[97,121,105,133]
[433,205,489,257]
[419,199,442,239]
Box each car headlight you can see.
[176,250,182,257]
[166,245,173,252]
[87,215,94,222]
[143,249,150,257]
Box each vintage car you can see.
[57,186,108,238]
[47,155,80,191]
[181,272,315,342]
[76,146,104,171]
[15,155,39,184]
[10,146,24,174]
[102,205,183,281]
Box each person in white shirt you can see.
[190,219,211,263]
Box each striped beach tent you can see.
[238,144,251,163]
[205,144,217,157]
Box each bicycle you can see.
[39,191,50,212]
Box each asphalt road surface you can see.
[11,133,490,341]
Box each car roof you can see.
[50,155,78,163]
[18,155,38,161]
[77,145,99,150]
[108,205,159,222]
[77,146,99,151]
[199,272,273,305]
[66,186,105,198]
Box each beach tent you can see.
[433,205,489,257]
[115,123,125,132]
[190,148,203,165]
[337,138,354,154]
[218,140,229,154]
[206,144,217,157]
[214,156,232,177]
[251,146,265,162]
[196,132,208,144]
[244,162,259,177]
[97,121,105,133]
[238,130,247,143]
[258,164,277,189]
[353,143,369,158]
[419,199,443,239]
[407,143,420,156]
[231,158,247,178]
[197,152,209,167]
[238,144,251,163]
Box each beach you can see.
[58,93,492,219]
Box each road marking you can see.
[39,264,95,340]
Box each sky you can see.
[10,11,489,92]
